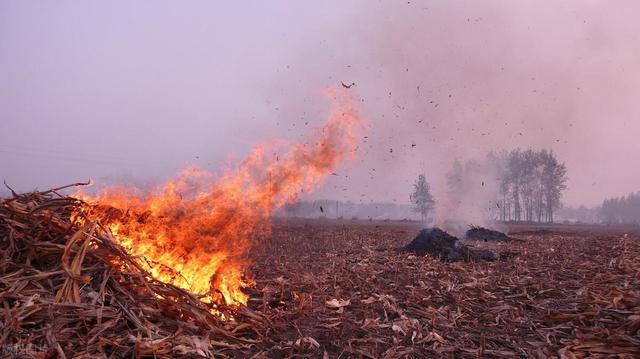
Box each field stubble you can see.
[247,218,640,358]
[2,190,638,358]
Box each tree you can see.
[540,150,567,223]
[600,192,640,224]
[497,148,568,223]
[443,148,567,224]
[504,149,524,221]
[446,160,464,195]
[410,174,435,223]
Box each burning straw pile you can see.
[0,186,262,358]
[0,88,364,358]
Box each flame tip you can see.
[72,91,365,307]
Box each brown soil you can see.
[245,218,640,358]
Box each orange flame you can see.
[74,87,363,305]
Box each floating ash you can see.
[403,228,499,262]
[465,226,515,242]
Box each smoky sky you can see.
[1,1,640,207]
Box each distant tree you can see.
[410,174,435,223]
[556,205,599,223]
[443,148,567,224]
[446,160,464,195]
[540,150,567,223]
[444,160,464,216]
[600,192,640,224]
[497,148,568,223]
[503,149,524,221]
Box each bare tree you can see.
[411,174,435,223]
[540,150,567,223]
[453,148,569,223]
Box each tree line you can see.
[495,149,567,223]
[600,192,640,224]
[411,148,568,224]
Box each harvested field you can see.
[403,228,501,262]
[248,219,640,358]
[2,191,639,358]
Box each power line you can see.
[0,147,171,169]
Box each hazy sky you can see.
[1,1,639,207]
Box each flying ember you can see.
[73,87,364,305]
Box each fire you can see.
[74,87,363,306]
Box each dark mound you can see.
[465,226,514,242]
[404,228,460,259]
[404,228,498,262]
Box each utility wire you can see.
[0,146,172,169]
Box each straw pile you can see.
[0,186,262,358]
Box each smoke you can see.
[274,0,640,210]
[435,156,504,235]
[3,1,640,209]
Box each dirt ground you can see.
[241,219,640,358]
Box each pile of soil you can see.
[465,226,514,242]
[403,228,499,261]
